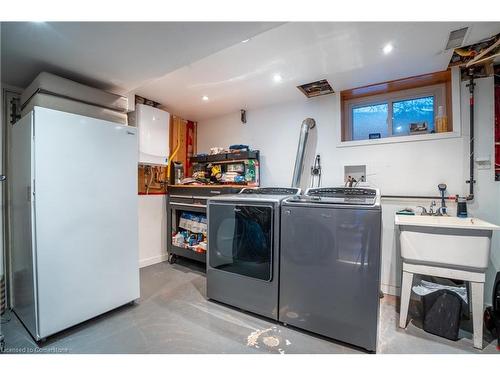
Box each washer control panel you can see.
[306,187,377,198]
[240,187,301,195]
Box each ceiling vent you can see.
[297,79,334,98]
[445,27,468,50]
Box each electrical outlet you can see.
[475,156,491,170]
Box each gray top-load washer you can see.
[279,187,382,352]
[207,187,300,319]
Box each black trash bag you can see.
[422,289,462,341]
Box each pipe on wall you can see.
[381,195,458,201]
[466,70,476,200]
[291,118,316,188]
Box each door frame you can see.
[1,86,22,310]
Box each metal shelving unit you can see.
[166,185,243,265]
[166,151,261,265]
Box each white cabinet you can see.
[136,104,170,165]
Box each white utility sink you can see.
[396,214,500,349]
[395,215,500,270]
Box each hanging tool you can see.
[437,183,448,215]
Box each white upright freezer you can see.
[10,106,140,341]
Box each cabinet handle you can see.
[171,202,207,208]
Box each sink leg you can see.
[399,270,413,329]
[471,281,484,349]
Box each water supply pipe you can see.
[291,118,316,188]
[465,69,476,200]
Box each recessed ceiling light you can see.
[273,74,282,83]
[241,38,250,43]
[202,96,209,101]
[383,43,394,54]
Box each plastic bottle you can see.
[435,106,448,133]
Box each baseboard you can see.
[139,253,168,268]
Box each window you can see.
[392,96,435,136]
[341,71,452,143]
[352,103,388,140]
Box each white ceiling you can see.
[0,22,282,92]
[2,22,499,122]
[135,22,500,121]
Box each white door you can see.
[33,107,139,338]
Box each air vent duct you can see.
[297,79,334,98]
[445,27,468,50]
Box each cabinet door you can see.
[209,203,273,281]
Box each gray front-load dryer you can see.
[207,187,300,320]
[279,187,382,352]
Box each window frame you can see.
[344,83,446,141]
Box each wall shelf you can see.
[191,150,260,163]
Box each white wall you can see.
[197,77,499,303]
[138,195,168,268]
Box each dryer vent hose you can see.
[291,118,316,188]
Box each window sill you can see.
[337,131,461,148]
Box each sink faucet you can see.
[429,201,436,215]
[417,206,428,215]
[418,201,437,216]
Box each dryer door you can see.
[208,203,273,281]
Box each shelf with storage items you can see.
[190,150,260,186]
[166,185,243,264]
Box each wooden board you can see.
[138,165,167,195]
[169,116,198,180]
[340,70,452,101]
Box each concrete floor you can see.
[1,259,499,354]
